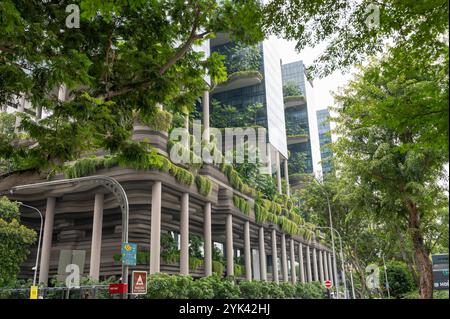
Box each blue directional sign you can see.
[121,243,137,266]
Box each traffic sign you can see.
[109,283,128,294]
[30,286,38,299]
[432,254,449,291]
[121,242,137,266]
[132,271,147,295]
[324,280,333,289]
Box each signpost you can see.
[29,286,38,299]
[432,254,449,291]
[324,280,333,299]
[121,242,137,266]
[132,271,147,295]
[109,283,128,295]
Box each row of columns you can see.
[37,186,337,285]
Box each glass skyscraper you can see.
[209,34,288,160]
[281,61,314,175]
[316,109,333,174]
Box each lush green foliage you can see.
[283,81,301,97]
[380,260,415,298]
[233,196,250,216]
[195,175,212,197]
[143,273,326,299]
[139,108,173,132]
[0,197,36,287]
[0,0,265,171]
[265,0,449,78]
[223,43,262,74]
[210,100,263,128]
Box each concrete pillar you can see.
[225,214,234,277]
[312,246,319,281]
[306,245,312,282]
[324,250,330,280]
[280,234,288,282]
[259,227,267,281]
[266,143,273,175]
[244,221,252,280]
[319,250,325,283]
[203,91,210,143]
[180,193,189,275]
[89,193,104,281]
[284,159,290,196]
[299,243,305,283]
[290,239,297,284]
[203,202,212,276]
[39,197,56,285]
[150,181,162,274]
[276,152,282,194]
[271,229,279,283]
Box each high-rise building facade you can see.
[316,109,333,174]
[209,34,288,175]
[281,61,314,177]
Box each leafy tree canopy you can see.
[264,0,449,78]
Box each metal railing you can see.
[0,285,113,299]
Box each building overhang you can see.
[212,71,263,94]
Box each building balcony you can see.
[284,95,306,109]
[287,134,309,145]
[212,70,263,94]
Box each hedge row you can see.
[143,273,326,299]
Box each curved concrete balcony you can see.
[284,95,306,109]
[212,71,263,94]
[2,129,332,284]
[287,134,309,145]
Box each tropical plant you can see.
[283,81,301,97]
[0,197,36,287]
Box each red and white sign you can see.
[324,280,333,289]
[109,283,128,294]
[132,271,147,295]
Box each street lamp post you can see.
[8,176,129,298]
[316,226,348,299]
[382,254,391,299]
[349,263,356,299]
[18,202,43,287]
[313,178,340,299]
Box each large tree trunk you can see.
[407,200,433,299]
[397,229,420,287]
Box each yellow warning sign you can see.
[30,286,38,299]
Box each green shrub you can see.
[279,282,296,298]
[145,273,193,299]
[139,108,173,132]
[189,257,204,271]
[208,275,240,299]
[239,280,264,299]
[196,175,212,196]
[189,277,215,299]
[212,260,225,276]
[295,282,326,299]
[380,260,415,298]
[267,282,286,299]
